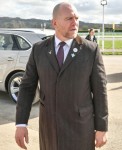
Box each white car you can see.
[0,29,50,104]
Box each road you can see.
[0,56,122,150]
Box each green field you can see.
[99,40,122,49]
[101,51,122,55]
[79,32,122,54]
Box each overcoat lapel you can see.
[46,35,84,75]
[46,36,60,74]
[60,36,83,75]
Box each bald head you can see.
[52,2,79,41]
[53,2,78,19]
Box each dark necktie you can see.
[57,42,66,68]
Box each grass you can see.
[78,32,122,54]
[99,40,122,49]
[101,52,122,55]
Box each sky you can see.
[0,0,122,24]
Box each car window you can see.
[0,34,15,50]
[16,36,31,50]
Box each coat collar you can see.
[46,35,84,75]
[46,36,60,74]
[59,35,83,75]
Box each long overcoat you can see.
[16,35,108,150]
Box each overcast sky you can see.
[0,0,122,24]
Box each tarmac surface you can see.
[0,55,122,150]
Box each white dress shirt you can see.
[16,35,73,127]
[55,36,73,63]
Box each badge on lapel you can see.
[71,48,78,58]
[73,48,78,53]
[48,50,52,55]
[71,53,75,57]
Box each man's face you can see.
[52,5,79,40]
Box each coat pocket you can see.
[78,105,94,118]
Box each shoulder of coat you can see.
[76,35,98,53]
[34,35,54,47]
[86,40,98,54]
[75,35,83,45]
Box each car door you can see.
[14,34,32,70]
[0,33,19,83]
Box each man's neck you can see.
[55,34,69,41]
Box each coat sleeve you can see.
[90,45,108,131]
[16,44,39,125]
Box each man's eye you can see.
[66,17,79,21]
[66,17,72,20]
[75,16,79,20]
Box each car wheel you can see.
[8,72,24,103]
[8,72,39,104]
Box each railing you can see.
[79,32,122,54]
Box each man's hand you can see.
[15,127,29,150]
[95,131,107,148]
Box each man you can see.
[15,2,108,150]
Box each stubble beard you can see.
[64,31,78,39]
[55,29,78,40]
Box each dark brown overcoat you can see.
[16,35,108,150]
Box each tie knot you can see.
[59,41,66,47]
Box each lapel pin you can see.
[71,53,75,57]
[79,45,82,50]
[73,48,78,53]
[48,50,52,54]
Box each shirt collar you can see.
[55,35,73,48]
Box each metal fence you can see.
[80,32,122,53]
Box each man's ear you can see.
[51,19,56,29]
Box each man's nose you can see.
[72,18,78,25]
